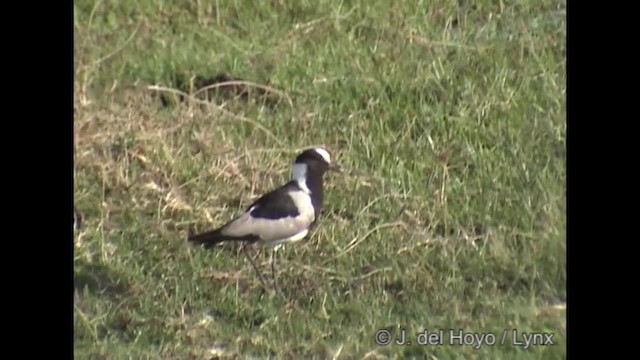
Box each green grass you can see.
[74,0,566,358]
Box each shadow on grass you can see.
[74,259,130,301]
[158,71,285,110]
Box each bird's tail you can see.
[187,228,227,249]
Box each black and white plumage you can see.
[188,147,340,250]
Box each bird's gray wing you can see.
[220,190,316,242]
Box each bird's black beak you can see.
[329,163,342,173]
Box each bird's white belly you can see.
[265,229,310,253]
[269,228,309,246]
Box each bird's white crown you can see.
[312,147,331,164]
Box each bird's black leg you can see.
[271,247,279,294]
[242,246,270,292]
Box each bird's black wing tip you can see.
[186,228,226,249]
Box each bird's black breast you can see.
[304,172,324,218]
[247,182,302,220]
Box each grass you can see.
[73,0,566,359]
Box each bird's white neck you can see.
[292,163,311,194]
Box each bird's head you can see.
[293,147,341,177]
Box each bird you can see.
[188,147,341,292]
